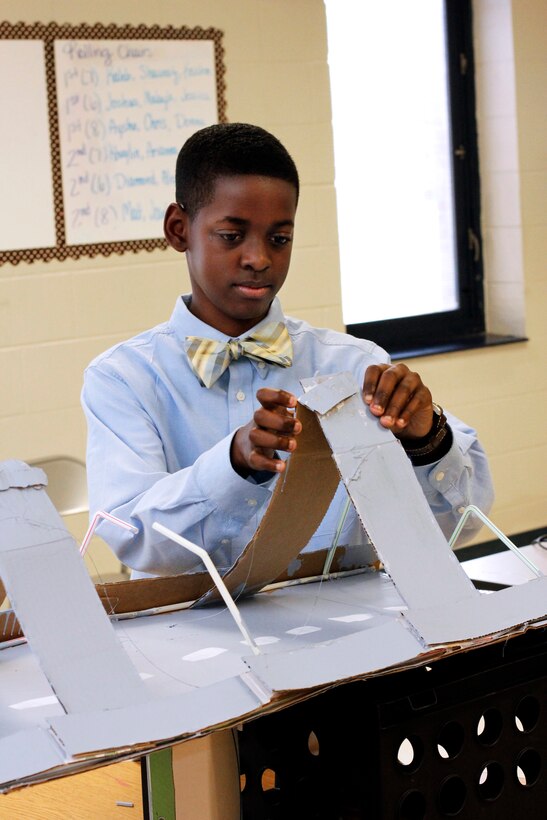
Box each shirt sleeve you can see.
[355,346,494,544]
[412,411,494,543]
[82,364,276,575]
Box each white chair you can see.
[28,456,88,516]
[28,456,128,582]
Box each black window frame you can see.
[345,0,485,358]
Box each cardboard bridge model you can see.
[0,372,546,790]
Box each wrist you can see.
[230,429,250,478]
[400,403,452,466]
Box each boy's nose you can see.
[241,237,270,271]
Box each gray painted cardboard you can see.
[246,619,425,692]
[0,727,66,786]
[46,676,260,758]
[1,375,546,791]
[406,576,547,645]
[300,374,477,610]
[0,462,148,714]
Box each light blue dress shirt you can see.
[82,296,494,577]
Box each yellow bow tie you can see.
[186,322,293,388]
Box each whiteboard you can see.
[54,38,218,245]
[0,40,56,251]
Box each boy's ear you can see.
[164,202,190,252]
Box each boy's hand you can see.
[363,363,434,440]
[231,388,302,476]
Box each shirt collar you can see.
[170,294,286,345]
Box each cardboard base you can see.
[1,379,546,793]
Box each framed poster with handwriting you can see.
[0,22,225,265]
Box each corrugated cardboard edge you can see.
[0,545,376,644]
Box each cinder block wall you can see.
[0,0,544,577]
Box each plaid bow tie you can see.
[186,322,293,388]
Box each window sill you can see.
[456,526,546,562]
[389,334,528,361]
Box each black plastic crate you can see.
[238,626,547,819]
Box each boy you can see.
[82,123,493,578]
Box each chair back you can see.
[28,456,88,516]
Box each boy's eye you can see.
[217,231,242,243]
[271,234,292,247]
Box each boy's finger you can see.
[250,427,298,454]
[254,407,302,436]
[363,364,390,404]
[378,373,416,423]
[249,449,287,474]
[256,387,297,410]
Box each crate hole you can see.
[308,730,320,756]
[261,768,276,791]
[398,788,427,819]
[437,775,467,815]
[477,761,504,801]
[514,696,540,733]
[437,721,464,760]
[397,736,424,771]
[476,708,502,746]
[516,748,541,787]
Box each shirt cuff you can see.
[192,432,275,523]
[413,428,474,509]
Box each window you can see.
[325,0,486,356]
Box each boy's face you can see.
[164,174,297,337]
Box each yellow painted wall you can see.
[0,0,544,573]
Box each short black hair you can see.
[175,123,299,218]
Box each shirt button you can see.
[435,471,445,482]
[236,390,245,401]
[457,506,465,515]
[257,361,266,369]
[247,498,257,507]
[221,538,230,545]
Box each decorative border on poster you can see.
[0,20,226,265]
